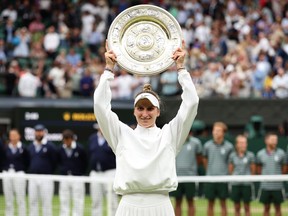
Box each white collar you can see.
[33,137,48,146]
[9,141,22,149]
[63,141,77,149]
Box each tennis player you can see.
[93,39,199,216]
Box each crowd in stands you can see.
[0,0,288,99]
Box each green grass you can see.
[1,195,288,216]
[171,198,288,216]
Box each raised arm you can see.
[168,40,199,153]
[93,41,121,152]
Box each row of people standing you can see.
[1,124,118,216]
[172,121,286,216]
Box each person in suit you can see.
[27,124,58,216]
[88,123,118,216]
[2,128,29,216]
[58,129,87,216]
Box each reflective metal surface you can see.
[107,4,182,75]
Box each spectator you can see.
[202,62,221,97]
[43,25,60,60]
[80,9,95,43]
[214,66,232,98]
[58,69,74,98]
[0,1,288,99]
[262,71,275,99]
[203,121,233,216]
[28,14,45,42]
[12,27,30,58]
[3,19,16,59]
[271,67,288,98]
[251,52,272,97]
[27,124,58,216]
[57,13,70,50]
[194,19,211,47]
[17,68,41,97]
[58,129,87,216]
[170,127,202,216]
[80,67,94,97]
[160,66,181,96]
[47,60,66,97]
[55,49,68,66]
[228,135,256,216]
[256,132,286,216]
[113,68,135,99]
[88,19,105,55]
[191,67,206,98]
[70,65,83,96]
[1,4,18,23]
[230,64,253,98]
[281,10,288,34]
[0,39,7,64]
[68,27,82,47]
[2,129,29,216]
[30,41,47,61]
[88,123,118,216]
[17,0,34,28]
[66,47,82,67]
[5,60,19,96]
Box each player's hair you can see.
[135,84,161,104]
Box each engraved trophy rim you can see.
[107,4,182,75]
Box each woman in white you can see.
[93,40,199,216]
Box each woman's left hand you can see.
[172,39,186,70]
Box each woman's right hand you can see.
[105,40,117,71]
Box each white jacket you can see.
[94,69,199,195]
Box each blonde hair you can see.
[213,121,228,133]
[235,134,247,143]
[135,84,161,103]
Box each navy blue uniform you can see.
[58,142,87,176]
[88,132,116,172]
[2,143,30,172]
[27,141,58,174]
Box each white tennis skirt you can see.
[115,193,175,216]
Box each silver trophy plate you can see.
[107,4,182,75]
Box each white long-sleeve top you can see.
[94,69,199,195]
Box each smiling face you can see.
[134,99,160,128]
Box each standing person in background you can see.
[160,65,181,96]
[2,128,29,216]
[229,135,256,216]
[203,121,233,216]
[27,124,58,216]
[58,129,87,216]
[170,127,202,216]
[256,132,286,216]
[18,68,41,98]
[88,123,118,216]
[93,39,199,215]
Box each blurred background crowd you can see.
[0,0,288,99]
